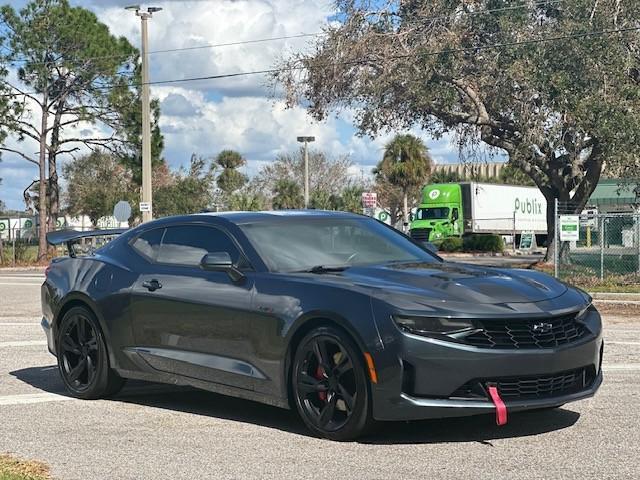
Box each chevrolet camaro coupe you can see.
[42,211,603,440]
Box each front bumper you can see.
[385,370,602,421]
[370,308,603,421]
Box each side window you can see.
[157,225,242,267]
[131,228,165,261]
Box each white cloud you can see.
[0,0,466,211]
[95,0,331,97]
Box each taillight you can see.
[45,264,51,277]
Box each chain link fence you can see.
[555,202,640,288]
[0,223,98,266]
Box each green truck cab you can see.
[410,183,463,243]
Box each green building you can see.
[588,179,640,213]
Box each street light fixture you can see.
[126,5,162,223]
[296,136,315,208]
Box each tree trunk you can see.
[543,156,603,266]
[543,190,558,264]
[543,189,573,265]
[47,100,64,233]
[47,166,58,230]
[403,190,409,232]
[37,97,49,261]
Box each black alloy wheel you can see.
[292,326,372,441]
[56,306,125,399]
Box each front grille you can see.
[463,313,588,349]
[410,228,431,242]
[452,366,596,400]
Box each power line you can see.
[0,25,637,97]
[148,32,322,54]
[0,1,563,69]
[135,25,640,87]
[0,32,322,70]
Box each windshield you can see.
[415,207,449,220]
[240,217,439,272]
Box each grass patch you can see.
[0,455,50,480]
[0,244,59,267]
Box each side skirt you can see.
[113,367,290,410]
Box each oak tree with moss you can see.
[275,0,640,260]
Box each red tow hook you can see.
[487,383,508,426]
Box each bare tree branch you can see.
[0,146,38,165]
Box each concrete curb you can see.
[440,252,545,258]
[590,292,640,302]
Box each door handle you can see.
[142,279,162,292]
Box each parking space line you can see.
[0,282,42,286]
[0,392,73,406]
[0,340,47,347]
[606,341,640,346]
[603,364,640,371]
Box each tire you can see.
[56,306,125,399]
[291,326,373,441]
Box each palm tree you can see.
[228,192,265,211]
[374,134,432,230]
[272,179,304,209]
[216,150,248,196]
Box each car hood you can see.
[322,261,568,305]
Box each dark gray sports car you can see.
[42,211,602,440]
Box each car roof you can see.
[195,210,363,224]
[123,211,367,237]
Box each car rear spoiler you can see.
[46,229,127,257]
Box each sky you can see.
[0,0,466,211]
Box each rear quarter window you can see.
[131,228,164,261]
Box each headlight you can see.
[576,303,594,322]
[393,316,476,336]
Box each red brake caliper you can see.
[316,366,327,402]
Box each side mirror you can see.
[451,210,459,221]
[200,252,244,282]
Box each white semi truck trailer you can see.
[410,182,548,244]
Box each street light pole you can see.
[126,5,162,222]
[296,136,315,208]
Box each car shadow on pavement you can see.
[12,365,580,444]
[360,409,581,445]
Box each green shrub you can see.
[439,237,463,252]
[463,234,504,253]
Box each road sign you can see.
[361,192,377,208]
[519,231,536,250]
[139,202,152,213]
[114,201,132,223]
[580,208,598,228]
[559,215,580,241]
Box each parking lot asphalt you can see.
[1,270,639,480]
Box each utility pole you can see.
[296,136,315,208]
[126,5,162,222]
